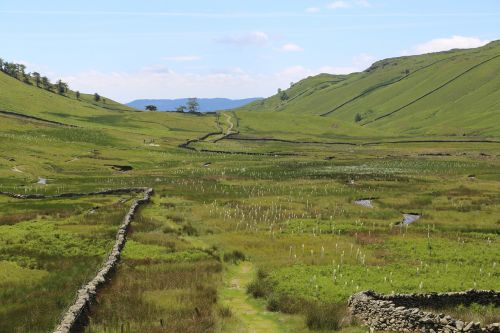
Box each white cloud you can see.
[280,43,304,52]
[405,36,490,55]
[354,0,371,7]
[306,7,321,13]
[327,0,370,10]
[61,54,375,102]
[163,55,201,62]
[14,60,54,76]
[215,31,270,46]
[327,1,350,9]
[352,53,375,68]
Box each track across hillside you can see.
[319,54,460,117]
[362,53,500,125]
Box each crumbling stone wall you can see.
[348,290,499,332]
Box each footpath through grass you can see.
[219,261,299,333]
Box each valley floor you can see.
[0,110,498,333]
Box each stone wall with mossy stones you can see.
[348,290,499,332]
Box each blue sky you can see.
[1,0,499,102]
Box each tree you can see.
[18,64,26,79]
[41,76,51,90]
[94,93,101,102]
[33,72,41,87]
[187,97,199,113]
[145,105,157,111]
[280,91,289,101]
[56,80,68,95]
[23,73,31,84]
[3,62,17,77]
[76,91,80,99]
[0,58,4,71]
[176,105,187,113]
[355,113,362,122]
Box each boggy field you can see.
[0,105,498,333]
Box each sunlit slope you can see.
[237,41,500,137]
[0,72,135,120]
[233,110,386,141]
[0,71,217,140]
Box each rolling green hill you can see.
[0,69,218,140]
[237,41,500,137]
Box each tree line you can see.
[0,57,103,103]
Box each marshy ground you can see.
[0,109,498,333]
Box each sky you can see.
[1,0,499,102]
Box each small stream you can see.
[354,199,421,225]
[354,199,374,208]
[402,213,421,225]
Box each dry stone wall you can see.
[51,187,153,333]
[1,187,154,332]
[0,187,147,200]
[348,290,499,333]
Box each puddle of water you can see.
[354,199,373,208]
[402,213,420,225]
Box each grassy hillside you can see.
[0,47,499,333]
[0,70,218,141]
[237,41,500,137]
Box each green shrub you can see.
[266,294,305,314]
[219,305,232,318]
[247,277,273,298]
[181,223,198,236]
[305,302,348,330]
[222,250,245,264]
[162,225,177,234]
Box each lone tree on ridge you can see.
[187,97,199,113]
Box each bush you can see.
[247,278,271,298]
[355,113,362,122]
[218,305,232,318]
[266,293,281,312]
[266,294,305,314]
[181,223,198,236]
[305,302,348,330]
[223,250,246,264]
[162,225,177,234]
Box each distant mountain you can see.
[127,98,262,112]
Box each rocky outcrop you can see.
[348,290,499,332]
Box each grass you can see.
[236,41,500,137]
[0,194,137,333]
[0,42,499,332]
[424,303,500,325]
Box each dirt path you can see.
[224,113,235,135]
[220,262,299,333]
[11,166,24,173]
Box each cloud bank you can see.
[62,56,371,103]
[405,36,490,55]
